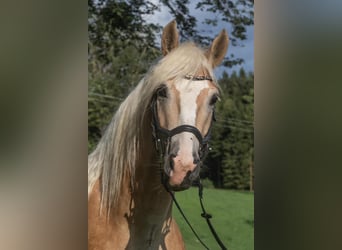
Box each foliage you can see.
[159,0,254,67]
[200,178,215,189]
[89,0,254,71]
[88,0,160,66]
[88,0,161,151]
[203,68,254,190]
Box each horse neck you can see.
[131,111,172,215]
[114,113,174,248]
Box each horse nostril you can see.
[193,157,200,165]
[169,154,176,170]
[169,158,174,170]
[188,166,200,181]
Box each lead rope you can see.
[166,180,228,250]
[156,137,209,249]
[166,187,210,250]
[198,180,228,250]
[153,104,227,249]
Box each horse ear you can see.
[206,29,229,68]
[161,20,179,56]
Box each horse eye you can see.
[209,94,219,106]
[156,86,168,98]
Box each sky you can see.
[144,2,254,75]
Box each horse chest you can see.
[126,222,164,250]
[123,190,173,249]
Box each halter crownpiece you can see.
[184,74,213,81]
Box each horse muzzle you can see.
[163,152,200,191]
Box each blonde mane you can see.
[88,42,218,213]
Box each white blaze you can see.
[175,79,209,126]
[173,79,209,166]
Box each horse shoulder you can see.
[88,180,130,250]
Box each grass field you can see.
[172,188,254,250]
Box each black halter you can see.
[150,76,215,161]
[150,75,228,250]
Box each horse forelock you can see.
[148,42,217,87]
[88,42,218,215]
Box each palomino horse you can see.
[88,20,229,250]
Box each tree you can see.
[203,69,254,190]
[159,0,254,67]
[88,0,161,151]
[89,0,254,71]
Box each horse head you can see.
[151,20,229,191]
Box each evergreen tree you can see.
[203,69,254,190]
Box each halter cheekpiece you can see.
[150,75,215,162]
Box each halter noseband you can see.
[150,75,215,161]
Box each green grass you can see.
[172,188,254,250]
